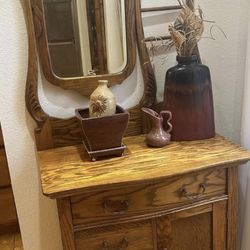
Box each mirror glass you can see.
[141,0,181,102]
[43,0,127,78]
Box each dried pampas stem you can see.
[143,1,225,63]
[169,3,204,56]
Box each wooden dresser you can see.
[0,127,19,233]
[37,135,250,250]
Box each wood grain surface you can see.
[0,233,23,250]
[0,148,11,187]
[0,129,19,234]
[0,188,19,233]
[75,220,154,250]
[156,215,173,250]
[0,127,4,147]
[227,167,238,250]
[213,200,227,250]
[157,204,213,250]
[57,198,76,250]
[171,211,212,250]
[71,169,226,227]
[38,135,250,198]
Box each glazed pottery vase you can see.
[141,107,172,148]
[163,55,215,141]
[89,80,116,117]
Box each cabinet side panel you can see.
[57,198,76,250]
[227,167,238,250]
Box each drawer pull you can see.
[102,237,129,250]
[181,183,206,200]
[103,199,129,214]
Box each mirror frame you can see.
[31,0,136,96]
[24,0,157,151]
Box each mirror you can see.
[25,0,153,150]
[32,0,135,95]
[42,0,127,78]
[139,0,182,102]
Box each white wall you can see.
[0,0,249,249]
[142,0,250,143]
[198,0,249,143]
[0,1,62,250]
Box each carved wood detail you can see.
[21,0,49,131]
[22,0,158,150]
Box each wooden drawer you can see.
[0,187,18,232]
[75,220,154,250]
[71,168,226,227]
[0,148,11,187]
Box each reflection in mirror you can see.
[43,0,127,78]
[140,0,181,102]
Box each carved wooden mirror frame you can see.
[31,0,137,96]
[22,0,157,151]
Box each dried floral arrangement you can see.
[169,0,204,56]
[145,0,226,60]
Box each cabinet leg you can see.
[227,166,238,250]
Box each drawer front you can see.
[0,148,11,187]
[71,169,226,227]
[0,187,18,228]
[75,220,154,250]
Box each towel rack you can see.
[141,5,182,13]
[142,1,195,43]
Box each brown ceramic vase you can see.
[163,55,215,141]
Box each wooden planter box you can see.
[75,105,129,161]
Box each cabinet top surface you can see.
[38,135,250,198]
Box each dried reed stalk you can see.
[144,2,226,63]
[170,3,204,56]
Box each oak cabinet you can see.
[57,170,228,250]
[0,148,11,187]
[0,187,19,231]
[0,127,19,233]
[37,135,250,250]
